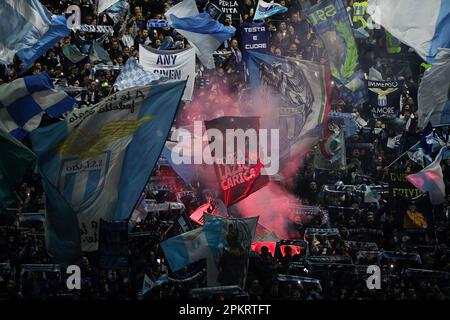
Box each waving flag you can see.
[203,215,258,287]
[417,48,450,129]
[0,128,36,212]
[98,0,119,14]
[367,0,450,63]
[204,116,269,207]
[31,81,186,251]
[17,15,70,71]
[0,72,77,140]
[306,0,367,106]
[62,44,88,63]
[314,128,347,170]
[247,51,331,161]
[106,0,129,24]
[114,57,164,91]
[254,0,288,20]
[166,0,236,69]
[0,0,52,65]
[161,227,211,272]
[406,147,447,205]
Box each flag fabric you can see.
[407,124,444,167]
[328,112,360,137]
[254,0,288,20]
[203,214,258,287]
[314,128,347,170]
[106,0,129,24]
[165,0,235,69]
[247,51,331,161]
[30,81,186,251]
[0,129,36,212]
[204,116,270,207]
[168,12,236,41]
[90,41,111,64]
[160,227,211,272]
[139,45,196,100]
[0,0,53,65]
[142,274,169,296]
[62,44,88,63]
[406,147,447,205]
[98,0,119,14]
[0,72,77,140]
[417,48,450,129]
[368,80,403,119]
[306,0,368,106]
[128,194,148,230]
[17,15,70,71]
[114,57,164,91]
[363,185,381,203]
[367,0,450,63]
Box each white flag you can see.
[98,0,119,14]
[417,48,450,129]
[139,45,195,100]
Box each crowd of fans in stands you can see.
[0,0,449,300]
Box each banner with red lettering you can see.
[204,116,269,207]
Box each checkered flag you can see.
[113,58,165,91]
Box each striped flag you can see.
[114,58,164,91]
[0,72,77,140]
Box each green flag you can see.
[0,129,36,212]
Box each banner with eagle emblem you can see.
[368,80,404,119]
[31,81,186,255]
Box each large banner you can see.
[386,171,423,199]
[139,45,195,101]
[368,80,403,119]
[204,116,269,207]
[203,214,258,288]
[248,51,331,161]
[306,0,367,106]
[98,220,129,269]
[241,22,269,61]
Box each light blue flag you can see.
[0,0,52,64]
[17,15,70,71]
[169,12,236,44]
[0,72,77,140]
[368,0,450,63]
[31,81,186,251]
[62,44,88,64]
[90,41,111,64]
[254,0,288,20]
[328,112,360,137]
[106,0,129,24]
[160,227,211,272]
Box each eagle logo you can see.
[369,87,398,107]
[57,115,155,159]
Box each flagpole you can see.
[385,151,408,169]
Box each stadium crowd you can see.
[0,0,449,300]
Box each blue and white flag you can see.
[417,48,450,129]
[406,147,447,205]
[90,41,111,64]
[114,58,164,91]
[0,72,77,140]
[0,0,52,65]
[160,227,211,272]
[17,15,71,71]
[142,274,169,295]
[62,44,88,64]
[106,0,129,24]
[31,81,186,251]
[328,112,360,137]
[165,0,236,69]
[98,0,119,15]
[368,0,450,63]
[254,0,288,20]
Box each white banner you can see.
[139,45,195,101]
